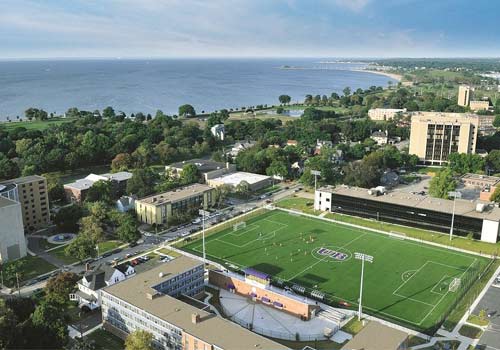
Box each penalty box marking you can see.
[215,220,289,248]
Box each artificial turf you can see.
[181,209,490,333]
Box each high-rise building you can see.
[409,112,479,165]
[0,175,50,232]
[0,196,27,262]
[458,85,471,106]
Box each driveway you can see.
[473,285,500,350]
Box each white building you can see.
[0,196,27,262]
[228,140,257,157]
[210,124,225,140]
[371,130,388,145]
[368,108,407,121]
[206,171,272,191]
[70,263,135,310]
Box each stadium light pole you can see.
[354,252,374,321]
[448,191,462,241]
[199,209,210,268]
[311,170,321,192]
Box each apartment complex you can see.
[0,196,27,262]
[101,256,287,350]
[0,175,50,231]
[368,108,407,121]
[135,184,214,226]
[409,112,479,165]
[470,100,490,112]
[458,85,471,107]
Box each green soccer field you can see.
[181,209,490,332]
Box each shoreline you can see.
[351,69,402,82]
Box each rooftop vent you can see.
[159,272,164,278]
[191,313,201,324]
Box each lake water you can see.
[0,59,395,120]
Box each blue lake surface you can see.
[0,59,395,120]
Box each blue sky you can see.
[0,0,499,58]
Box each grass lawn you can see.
[277,197,500,256]
[275,197,317,215]
[85,329,124,350]
[467,314,490,327]
[0,117,76,131]
[97,240,123,253]
[157,247,182,257]
[180,209,490,333]
[49,240,122,264]
[458,324,483,339]
[341,318,365,335]
[9,255,57,286]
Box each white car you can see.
[496,275,500,284]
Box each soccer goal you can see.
[449,278,461,292]
[233,222,247,231]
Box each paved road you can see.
[6,183,301,296]
[473,284,500,350]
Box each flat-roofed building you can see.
[64,171,132,203]
[315,185,500,243]
[0,175,50,232]
[409,112,479,165]
[470,100,491,112]
[166,159,236,183]
[341,321,408,350]
[368,108,407,121]
[462,173,500,189]
[135,184,214,226]
[0,196,27,262]
[207,171,272,192]
[101,256,288,350]
[458,85,471,107]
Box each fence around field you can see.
[171,206,497,335]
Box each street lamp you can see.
[448,191,462,241]
[354,252,374,321]
[199,209,210,268]
[311,170,321,192]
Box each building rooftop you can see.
[341,321,408,350]
[320,185,500,222]
[0,175,45,185]
[104,256,288,350]
[0,196,19,209]
[64,179,95,191]
[410,111,480,122]
[101,171,133,182]
[64,172,133,190]
[137,183,212,206]
[167,159,227,173]
[209,171,270,186]
[462,173,500,186]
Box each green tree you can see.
[447,153,485,175]
[429,168,457,199]
[45,272,79,304]
[85,180,113,203]
[116,215,140,243]
[53,204,83,232]
[87,201,108,222]
[66,107,80,118]
[180,163,200,185]
[0,153,20,180]
[70,337,96,350]
[213,184,231,209]
[493,115,500,128]
[178,104,196,117]
[125,330,154,350]
[491,186,500,203]
[25,108,48,121]
[342,87,351,97]
[79,216,104,242]
[278,95,291,105]
[236,180,250,196]
[486,150,500,174]
[102,106,116,119]
[31,300,69,348]
[111,153,133,172]
[43,173,65,202]
[266,160,288,180]
[0,299,17,348]
[64,233,97,261]
[127,168,159,198]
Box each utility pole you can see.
[311,170,321,192]
[354,252,374,321]
[448,191,462,241]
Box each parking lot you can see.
[473,284,500,350]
